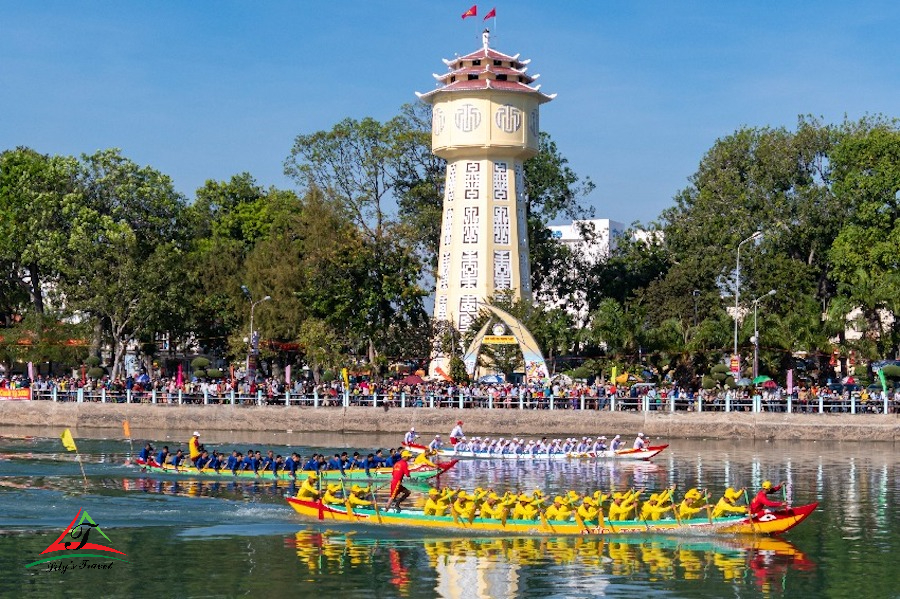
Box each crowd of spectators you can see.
[2,371,897,414]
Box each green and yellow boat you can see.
[133,458,456,482]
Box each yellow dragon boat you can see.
[285,496,817,537]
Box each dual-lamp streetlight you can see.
[241,286,271,379]
[733,231,763,373]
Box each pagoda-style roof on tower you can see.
[416,31,555,104]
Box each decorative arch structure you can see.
[461,304,549,383]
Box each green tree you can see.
[828,118,900,358]
[0,147,81,316]
[61,149,189,379]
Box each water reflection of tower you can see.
[417,30,554,377]
[434,557,518,599]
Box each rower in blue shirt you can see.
[225,451,241,475]
[155,446,169,468]
[207,451,222,473]
[373,449,387,468]
[359,453,377,477]
[326,453,345,475]
[261,450,276,475]
[384,449,399,467]
[349,451,364,469]
[272,455,284,476]
[241,452,259,475]
[303,455,319,471]
[195,450,210,470]
[169,449,185,471]
[284,453,300,479]
[138,443,154,463]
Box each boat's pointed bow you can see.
[437,459,459,474]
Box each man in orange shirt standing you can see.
[388,450,413,512]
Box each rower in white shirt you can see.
[403,427,419,445]
[449,420,465,445]
[633,432,647,450]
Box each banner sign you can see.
[729,355,740,376]
[0,388,32,401]
[483,335,517,345]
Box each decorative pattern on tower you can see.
[417,31,554,376]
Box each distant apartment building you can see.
[537,219,627,326]
[547,219,627,265]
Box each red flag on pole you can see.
[461,5,477,19]
[483,7,496,20]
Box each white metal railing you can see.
[25,387,897,414]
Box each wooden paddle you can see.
[597,506,608,534]
[339,479,355,519]
[370,486,384,523]
[743,488,757,534]
[573,509,588,533]
[637,499,651,531]
[703,489,713,524]
[539,508,552,532]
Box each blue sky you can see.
[2,1,898,224]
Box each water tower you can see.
[417,30,554,378]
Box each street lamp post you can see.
[733,231,763,373]
[243,289,271,381]
[751,289,777,379]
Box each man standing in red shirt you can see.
[749,480,786,514]
[388,450,413,512]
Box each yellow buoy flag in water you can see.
[60,429,78,452]
[123,420,131,438]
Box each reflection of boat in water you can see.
[286,495,818,536]
[403,442,668,461]
[286,531,814,596]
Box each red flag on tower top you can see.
[461,5,477,19]
[484,7,496,20]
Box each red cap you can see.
[457,420,463,425]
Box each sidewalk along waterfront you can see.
[0,401,897,441]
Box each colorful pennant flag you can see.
[461,4,477,19]
[484,7,496,20]
[60,429,78,452]
[878,368,888,393]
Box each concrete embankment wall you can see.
[0,401,897,441]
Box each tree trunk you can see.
[27,264,44,315]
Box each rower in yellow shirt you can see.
[479,493,507,520]
[423,488,442,515]
[678,488,710,519]
[711,487,747,519]
[577,496,600,522]
[545,496,574,521]
[296,472,321,501]
[513,494,539,520]
[348,484,373,507]
[453,491,477,519]
[322,483,343,505]
[640,493,674,521]
[607,493,637,521]
[413,450,439,468]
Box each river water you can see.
[0,428,897,598]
